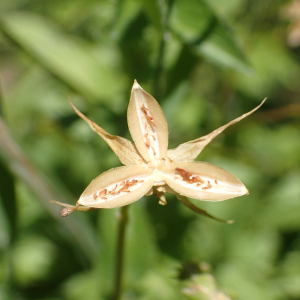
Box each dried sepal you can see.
[78,165,154,208]
[70,100,144,166]
[167,98,267,163]
[127,80,169,161]
[176,194,234,224]
[164,161,248,201]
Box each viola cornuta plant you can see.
[53,80,265,222]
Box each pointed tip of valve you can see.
[132,79,141,90]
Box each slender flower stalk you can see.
[52,80,266,222]
[112,205,129,300]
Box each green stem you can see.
[153,31,166,101]
[153,0,174,100]
[112,205,129,300]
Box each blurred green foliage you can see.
[0,0,300,299]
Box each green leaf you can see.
[125,202,159,281]
[233,34,300,98]
[169,0,214,43]
[0,12,124,103]
[165,45,198,97]
[12,235,57,286]
[142,0,164,31]
[169,0,251,72]
[259,172,300,230]
[196,23,251,73]
[114,0,142,38]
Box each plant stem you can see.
[153,32,166,102]
[153,0,175,101]
[112,205,129,300]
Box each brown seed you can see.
[116,179,141,194]
[176,167,193,183]
[147,115,156,127]
[151,146,156,156]
[99,189,107,196]
[110,184,118,195]
[202,181,212,190]
[191,175,204,184]
[144,133,151,148]
[141,102,148,114]
[141,103,156,127]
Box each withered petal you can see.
[164,161,248,201]
[176,195,234,224]
[70,100,144,166]
[167,98,266,163]
[127,80,168,162]
[78,165,154,208]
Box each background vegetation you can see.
[1,0,300,299]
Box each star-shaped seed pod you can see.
[52,80,265,223]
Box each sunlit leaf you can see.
[169,0,251,72]
[0,12,125,103]
[169,0,214,43]
[141,0,163,31]
[196,23,251,73]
